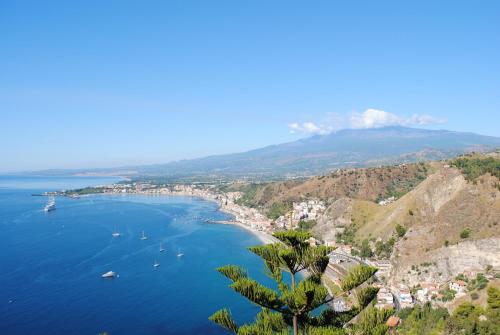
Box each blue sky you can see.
[1,1,499,172]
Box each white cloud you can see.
[289,109,446,136]
[350,108,446,129]
[288,122,334,135]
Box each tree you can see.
[359,239,373,259]
[209,230,379,335]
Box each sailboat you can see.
[177,249,184,257]
[140,230,148,240]
[159,242,165,252]
[153,260,160,267]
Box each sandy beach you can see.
[214,219,279,245]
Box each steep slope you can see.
[308,155,500,285]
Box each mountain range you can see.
[33,127,500,179]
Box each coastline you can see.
[213,217,279,245]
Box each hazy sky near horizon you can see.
[1,1,499,172]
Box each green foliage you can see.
[439,287,456,302]
[468,273,489,291]
[392,286,500,335]
[460,228,471,239]
[210,230,378,335]
[452,156,500,181]
[266,202,292,220]
[234,183,261,207]
[209,309,239,333]
[298,220,317,231]
[359,239,373,258]
[357,286,379,309]
[396,224,407,237]
[341,264,377,292]
[335,224,358,245]
[375,237,395,258]
[352,307,393,335]
[397,303,448,335]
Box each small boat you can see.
[177,249,184,257]
[140,230,148,240]
[112,226,121,237]
[101,271,116,278]
[159,243,165,252]
[153,260,160,268]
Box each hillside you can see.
[232,152,500,285]
[30,127,500,179]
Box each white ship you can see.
[101,271,116,278]
[44,197,56,212]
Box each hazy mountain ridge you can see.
[28,127,500,179]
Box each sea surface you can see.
[0,175,270,335]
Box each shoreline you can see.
[212,217,279,245]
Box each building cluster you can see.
[292,200,326,221]
[375,284,414,310]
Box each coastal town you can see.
[52,179,499,315]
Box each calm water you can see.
[0,176,269,335]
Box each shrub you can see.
[396,224,407,237]
[460,229,471,239]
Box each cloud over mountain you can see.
[289,109,447,134]
[350,109,446,129]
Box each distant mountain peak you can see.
[31,127,500,180]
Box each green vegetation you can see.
[235,183,261,207]
[460,228,471,239]
[298,219,317,231]
[395,286,500,335]
[335,224,358,245]
[375,237,395,258]
[439,287,456,302]
[452,156,500,181]
[396,224,407,237]
[266,202,292,220]
[397,303,448,335]
[352,307,393,335]
[359,239,373,258]
[468,273,489,291]
[209,230,379,335]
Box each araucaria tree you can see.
[209,231,379,335]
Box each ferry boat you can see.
[44,197,56,212]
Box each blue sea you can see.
[0,176,270,335]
